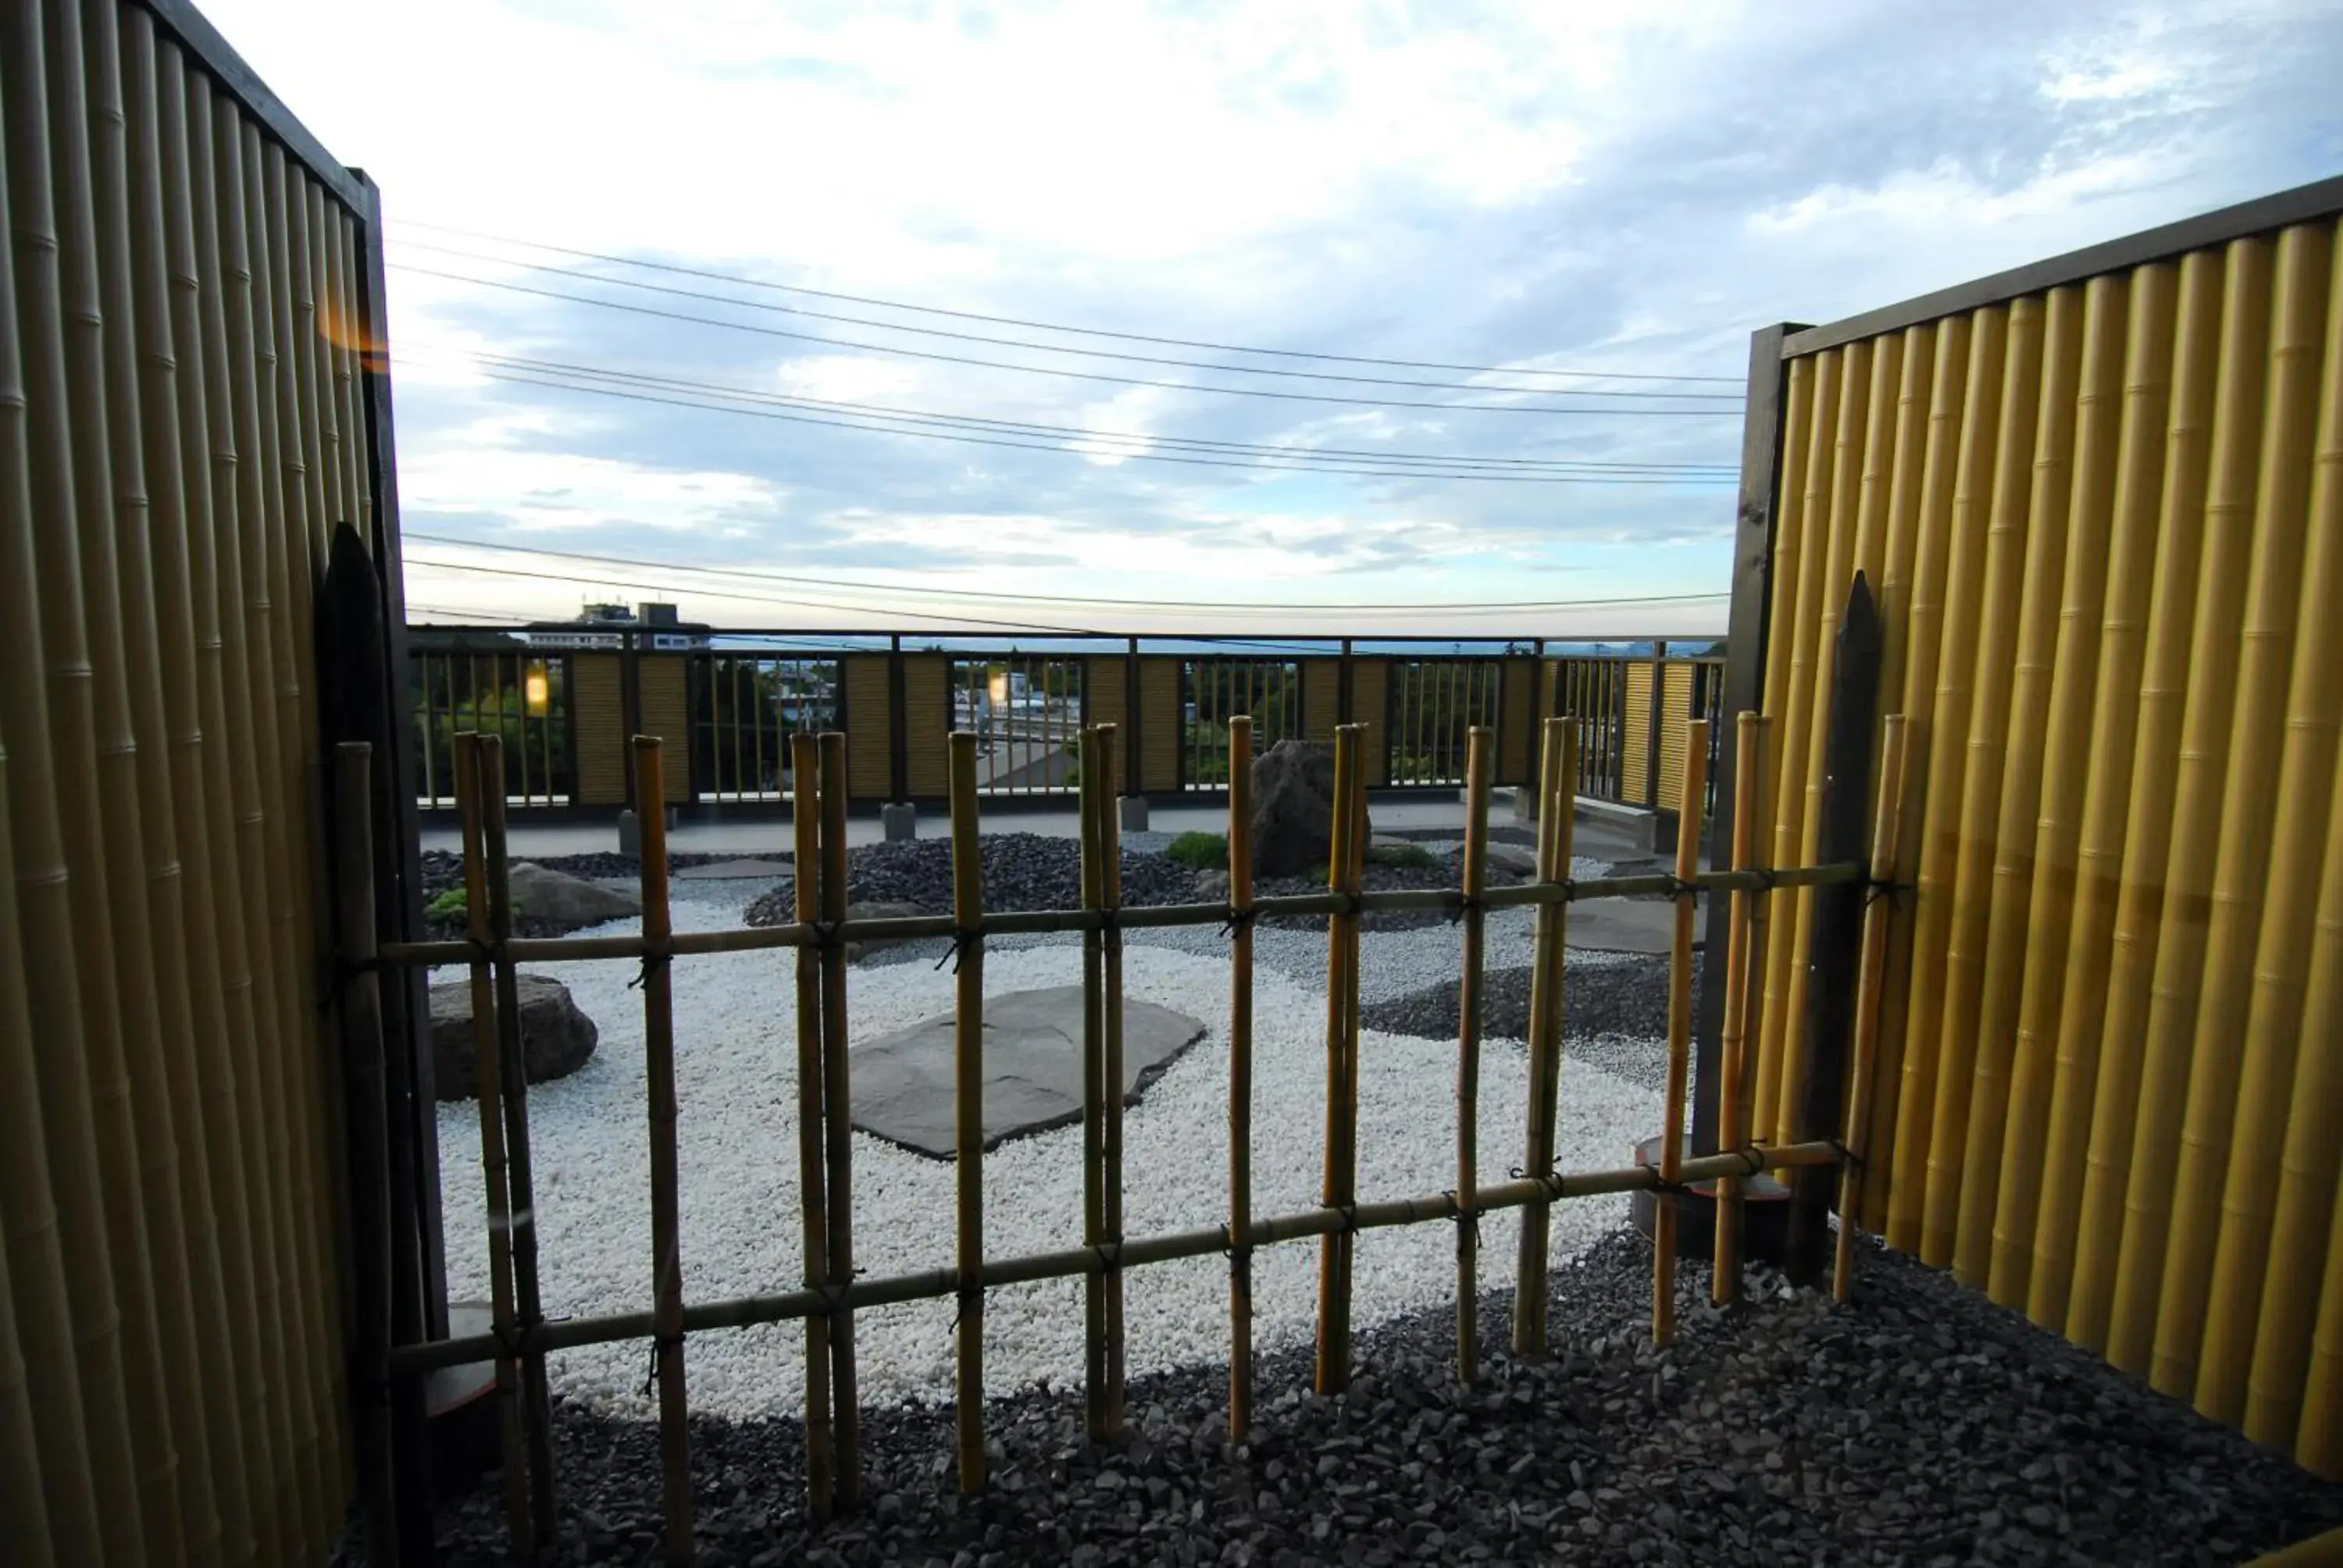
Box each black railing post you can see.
[1783,575,1882,1285]
[1694,320,1804,1156]
[1645,640,1668,811]
[621,627,643,814]
[1125,636,1141,796]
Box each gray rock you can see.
[1485,843,1538,878]
[850,985,1207,1157]
[845,900,935,963]
[505,861,641,928]
[1194,869,1231,904]
[428,973,598,1100]
[1250,739,1370,878]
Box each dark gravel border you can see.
[1357,954,1703,1091]
[385,1230,2343,1567]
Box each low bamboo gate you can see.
[341,712,1893,1565]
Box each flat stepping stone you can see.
[1564,896,1704,955]
[672,857,793,880]
[851,985,1206,1159]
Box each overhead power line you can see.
[390,263,1745,419]
[421,357,1739,483]
[403,532,1731,615]
[406,347,1738,479]
[393,217,1746,386]
[396,238,1742,403]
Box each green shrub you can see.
[1365,839,1439,870]
[1164,830,1229,870]
[426,886,468,919]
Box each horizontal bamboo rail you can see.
[387,1142,1843,1377]
[379,863,1863,968]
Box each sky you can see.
[201,0,2343,639]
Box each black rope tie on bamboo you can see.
[1220,1223,1254,1284]
[1826,1137,1863,1170]
[1866,878,1914,909]
[322,953,390,1010]
[1665,875,1700,902]
[809,918,844,951]
[640,1330,684,1398]
[1745,868,1778,895]
[628,950,672,992]
[1510,1165,1568,1202]
[932,926,982,974]
[1443,1188,1481,1245]
[1445,894,1483,927]
[950,1280,982,1335]
[1217,906,1257,939]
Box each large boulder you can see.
[428,975,599,1101]
[843,900,933,963]
[1249,739,1370,878]
[505,862,640,928]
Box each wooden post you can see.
[1835,717,1910,1299]
[1514,718,1578,1355]
[789,734,833,1519]
[1226,716,1257,1440]
[816,732,861,1503]
[477,736,558,1545]
[1785,576,1883,1285]
[948,732,986,1491]
[1315,725,1364,1393]
[1079,725,1111,1442]
[331,743,400,1565]
[1457,727,1493,1382]
[1654,721,1711,1346]
[1712,714,1769,1306]
[452,736,533,1557]
[633,739,695,1563]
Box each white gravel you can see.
[437,880,1661,1419]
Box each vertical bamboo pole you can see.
[1753,350,1842,1142]
[1456,727,1492,1380]
[2027,255,2192,1335]
[162,48,278,1557]
[126,17,255,1551]
[2299,1176,2343,1478]
[1774,341,1874,1142]
[209,91,304,1557]
[1987,273,2135,1306]
[64,0,213,1551]
[453,736,533,1558]
[1079,724,1111,1441]
[632,739,696,1562]
[2239,223,2343,1452]
[0,12,136,1558]
[480,736,559,1541]
[1887,305,2010,1251]
[1315,724,1363,1392]
[1836,718,1911,1299]
[948,731,986,1493]
[789,734,833,1519]
[1929,284,2068,1280]
[1513,718,1578,1356]
[1098,725,1129,1429]
[2157,223,2332,1408]
[1225,716,1257,1437]
[1863,312,1971,1233]
[1713,714,1766,1306]
[2106,236,2276,1377]
[816,732,861,1505]
[331,744,399,1564]
[1653,721,1710,1347]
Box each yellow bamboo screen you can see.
[1746,208,2343,1474]
[1,0,388,1559]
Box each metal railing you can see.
[405,629,1723,816]
[411,646,573,808]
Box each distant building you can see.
[528,600,711,652]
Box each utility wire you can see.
[405,554,1112,635]
[403,532,1731,615]
[396,238,1742,403]
[392,217,1746,386]
[411,347,1736,476]
[390,263,1744,418]
[437,359,1739,483]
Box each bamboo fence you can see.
[2,0,390,1559]
[1738,188,2343,1475]
[355,716,1863,1556]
